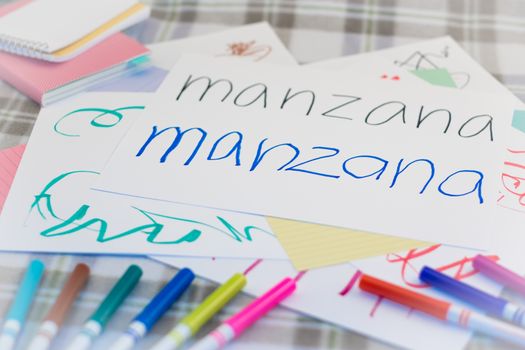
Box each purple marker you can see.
[473,255,525,296]
[420,266,525,327]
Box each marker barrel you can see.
[189,324,235,350]
[447,305,525,346]
[67,320,101,350]
[473,255,525,296]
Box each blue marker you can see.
[420,266,525,327]
[110,268,195,350]
[0,260,45,350]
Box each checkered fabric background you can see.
[0,1,524,349]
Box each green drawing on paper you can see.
[31,170,272,244]
[53,106,145,137]
[411,68,457,88]
[512,110,525,134]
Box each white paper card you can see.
[0,93,288,259]
[95,55,515,247]
[0,22,301,259]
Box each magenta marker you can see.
[473,255,525,296]
[188,277,296,350]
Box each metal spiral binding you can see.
[0,33,50,59]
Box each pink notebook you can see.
[0,0,149,105]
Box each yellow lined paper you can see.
[267,217,431,270]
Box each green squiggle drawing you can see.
[32,170,273,245]
[31,170,99,220]
[53,106,145,137]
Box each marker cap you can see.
[7,259,45,322]
[45,263,90,325]
[183,273,246,334]
[135,268,194,331]
[90,264,142,328]
[227,277,296,335]
[420,266,507,316]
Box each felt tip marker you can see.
[473,255,525,296]
[359,274,525,347]
[420,266,525,327]
[188,277,296,350]
[110,268,195,350]
[28,263,90,350]
[151,273,247,350]
[66,264,142,350]
[0,259,45,350]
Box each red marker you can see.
[359,274,525,347]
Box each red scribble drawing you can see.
[499,149,525,212]
[218,40,272,61]
[381,74,400,81]
[243,258,263,275]
[294,270,308,282]
[339,270,363,296]
[370,296,384,317]
[437,255,498,280]
[386,245,498,288]
[386,244,441,288]
[507,148,525,154]
[367,247,499,317]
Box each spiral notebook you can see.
[0,0,150,62]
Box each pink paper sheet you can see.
[0,144,25,213]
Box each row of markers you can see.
[2,256,525,350]
[0,261,296,350]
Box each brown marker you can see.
[27,263,90,350]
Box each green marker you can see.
[151,273,247,350]
[66,265,142,350]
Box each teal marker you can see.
[66,265,142,350]
[0,259,45,350]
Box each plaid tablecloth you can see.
[0,1,525,349]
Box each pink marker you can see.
[473,255,525,296]
[188,277,296,350]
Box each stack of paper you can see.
[1,21,525,350]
